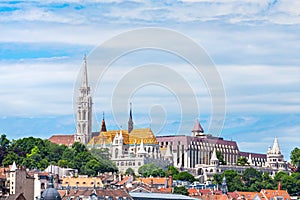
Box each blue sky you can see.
[0,0,299,159]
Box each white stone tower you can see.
[266,137,286,170]
[75,55,92,144]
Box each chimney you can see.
[278,182,282,190]
[168,176,173,188]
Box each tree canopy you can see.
[214,167,300,195]
[290,147,300,169]
[0,135,117,175]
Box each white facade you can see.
[195,137,291,182]
[108,131,171,174]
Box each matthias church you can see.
[50,56,291,180]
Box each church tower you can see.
[128,103,134,133]
[75,55,92,144]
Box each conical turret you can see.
[10,161,17,171]
[192,119,204,136]
[137,139,147,154]
[210,148,219,165]
[272,137,281,154]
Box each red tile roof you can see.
[58,189,133,200]
[188,188,201,198]
[237,191,262,200]
[49,135,74,146]
[260,189,291,200]
[137,177,170,186]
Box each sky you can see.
[0,0,299,159]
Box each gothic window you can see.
[82,110,85,120]
[115,148,119,158]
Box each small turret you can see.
[100,112,107,132]
[10,161,17,171]
[137,139,147,155]
[221,176,228,195]
[192,119,204,136]
[210,149,219,166]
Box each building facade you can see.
[157,120,290,182]
[87,111,171,174]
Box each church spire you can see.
[128,102,133,133]
[75,55,92,145]
[101,112,107,132]
[81,54,88,88]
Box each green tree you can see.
[61,148,75,162]
[173,186,189,196]
[166,166,179,177]
[74,151,93,171]
[125,168,135,176]
[45,141,67,163]
[214,170,244,192]
[152,168,166,177]
[216,151,227,165]
[72,142,87,154]
[242,168,262,188]
[237,157,249,166]
[262,172,275,189]
[38,158,49,171]
[174,171,195,183]
[89,148,117,173]
[0,134,10,148]
[0,134,10,165]
[2,151,20,166]
[138,163,162,177]
[290,147,300,169]
[58,160,72,168]
[83,159,102,176]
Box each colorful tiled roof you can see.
[88,128,158,146]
